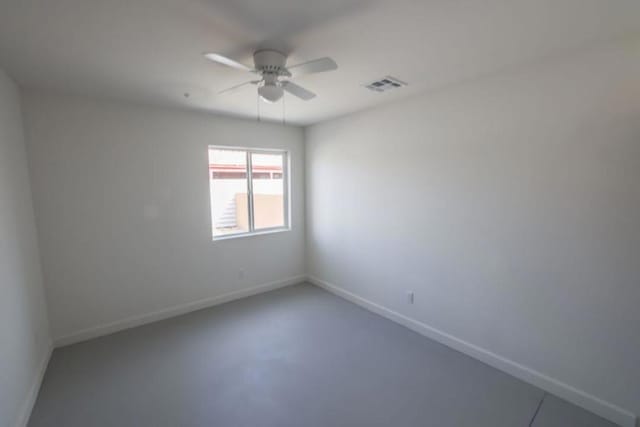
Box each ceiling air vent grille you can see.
[364,76,407,92]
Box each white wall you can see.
[0,70,51,427]
[22,92,305,343]
[305,41,640,423]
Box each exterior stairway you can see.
[216,198,237,229]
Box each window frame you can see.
[209,145,290,241]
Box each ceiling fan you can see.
[204,49,337,103]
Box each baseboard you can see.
[53,275,306,347]
[15,340,53,427]
[307,275,637,427]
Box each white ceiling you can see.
[1,0,639,126]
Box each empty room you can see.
[1,1,639,426]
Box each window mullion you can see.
[282,152,289,229]
[246,150,255,232]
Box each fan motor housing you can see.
[253,49,290,77]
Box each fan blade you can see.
[281,81,316,100]
[287,57,337,77]
[204,53,254,72]
[218,80,261,95]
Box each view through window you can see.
[209,147,288,238]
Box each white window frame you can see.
[209,146,290,241]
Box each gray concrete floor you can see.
[29,283,618,426]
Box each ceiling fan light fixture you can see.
[206,49,336,102]
[258,84,283,103]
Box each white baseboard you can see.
[15,341,53,427]
[53,275,306,347]
[307,275,637,427]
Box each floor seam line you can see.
[528,392,547,427]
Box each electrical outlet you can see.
[238,269,246,280]
[407,291,414,304]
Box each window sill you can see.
[212,227,290,241]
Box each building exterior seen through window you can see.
[209,147,288,238]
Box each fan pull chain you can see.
[282,93,286,126]
[257,93,261,122]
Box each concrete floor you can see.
[29,283,618,426]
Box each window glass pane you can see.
[209,149,249,237]
[251,152,285,230]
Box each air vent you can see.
[364,76,407,92]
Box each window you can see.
[209,147,289,239]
